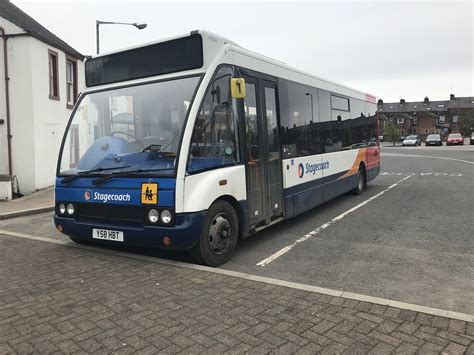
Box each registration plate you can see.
[92,228,124,242]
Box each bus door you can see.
[241,75,283,230]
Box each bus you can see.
[55,31,380,266]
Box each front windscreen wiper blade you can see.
[91,167,175,186]
[61,166,131,184]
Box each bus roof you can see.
[86,30,375,101]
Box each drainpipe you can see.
[0,27,13,178]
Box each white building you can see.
[0,0,84,199]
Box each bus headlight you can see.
[148,209,159,223]
[66,203,75,215]
[160,209,172,224]
[58,203,66,215]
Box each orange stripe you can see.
[338,148,366,180]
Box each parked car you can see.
[402,135,421,146]
[425,134,442,146]
[471,133,474,145]
[379,135,384,142]
[446,133,464,145]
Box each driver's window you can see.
[187,67,239,173]
[110,96,135,139]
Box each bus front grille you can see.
[75,203,144,224]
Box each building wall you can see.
[4,35,36,194]
[30,39,84,191]
[0,18,27,199]
[0,16,84,196]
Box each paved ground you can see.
[0,145,473,353]
[3,146,471,314]
[0,186,53,217]
[0,234,473,354]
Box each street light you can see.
[96,20,147,54]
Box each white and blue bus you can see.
[55,31,380,266]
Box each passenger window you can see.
[187,67,239,173]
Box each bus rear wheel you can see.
[190,200,239,267]
[353,166,366,195]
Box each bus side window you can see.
[187,67,239,173]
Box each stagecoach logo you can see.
[84,190,131,203]
[297,163,304,178]
[298,161,330,178]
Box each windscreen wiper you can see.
[61,166,131,184]
[91,167,175,186]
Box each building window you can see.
[413,118,417,125]
[425,129,429,133]
[48,49,59,100]
[452,115,459,123]
[397,117,404,124]
[439,115,446,124]
[66,57,78,108]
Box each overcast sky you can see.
[13,0,474,102]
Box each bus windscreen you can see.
[85,34,203,87]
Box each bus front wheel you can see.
[190,200,239,267]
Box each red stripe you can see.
[365,93,377,103]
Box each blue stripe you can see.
[55,177,175,207]
[284,171,351,217]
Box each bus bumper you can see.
[54,211,205,250]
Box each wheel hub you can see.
[208,213,232,255]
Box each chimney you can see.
[400,98,405,104]
[450,93,455,100]
[424,96,429,104]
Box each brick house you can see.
[378,94,474,141]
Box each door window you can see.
[188,67,239,173]
[264,86,283,214]
[245,82,264,221]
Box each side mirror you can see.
[211,86,221,104]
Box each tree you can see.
[459,110,474,136]
[384,124,400,146]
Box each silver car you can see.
[402,135,421,146]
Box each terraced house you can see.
[0,0,84,200]
[378,94,474,141]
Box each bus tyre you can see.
[191,200,239,267]
[353,166,366,195]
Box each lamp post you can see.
[96,20,147,54]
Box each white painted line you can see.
[257,175,412,267]
[0,228,472,322]
[382,152,474,165]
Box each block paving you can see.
[0,234,473,354]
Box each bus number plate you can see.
[92,228,124,242]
